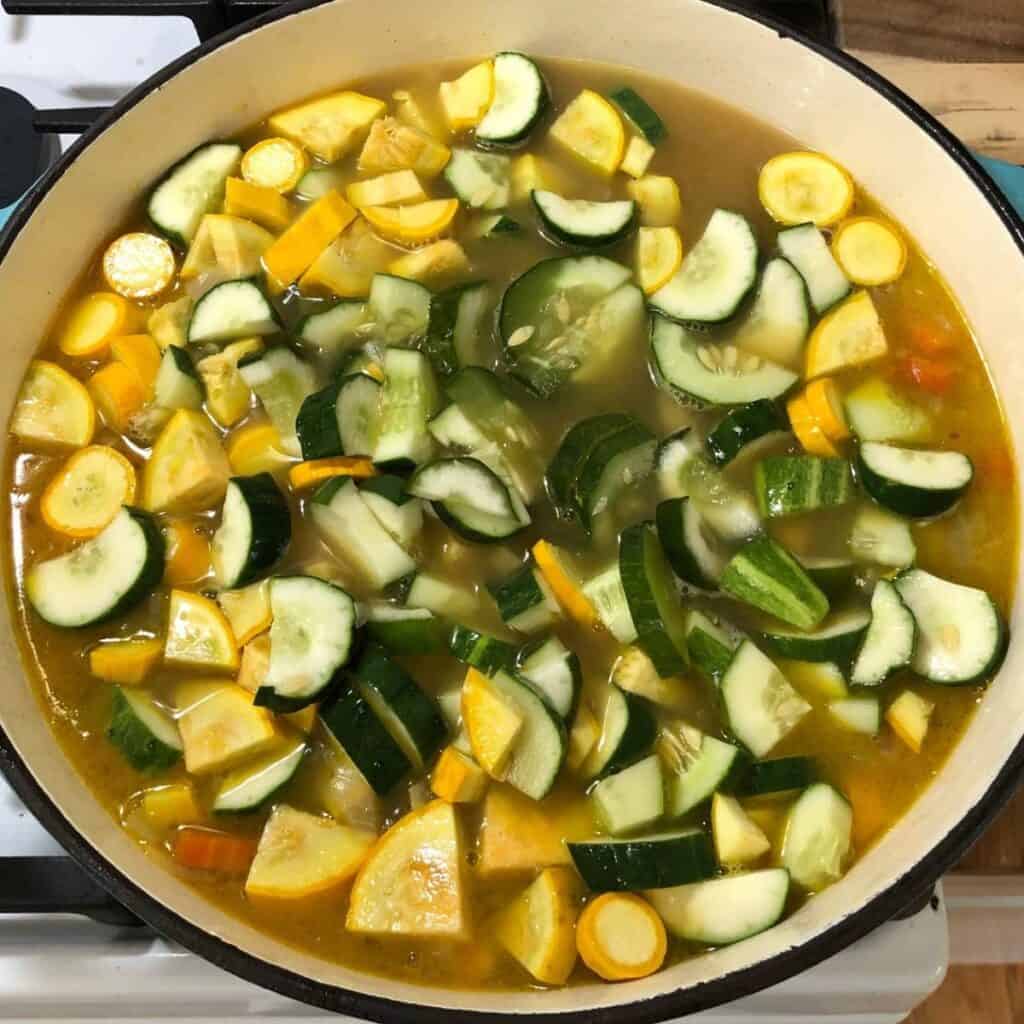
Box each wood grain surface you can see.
[909,965,1024,1023]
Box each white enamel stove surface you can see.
[0,8,949,1022]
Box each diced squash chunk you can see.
[237,631,271,692]
[431,745,488,803]
[358,116,451,178]
[102,234,176,300]
[286,704,319,734]
[566,703,601,773]
[88,362,147,433]
[577,892,667,981]
[175,679,280,774]
[299,216,396,298]
[510,154,568,203]
[181,214,275,280]
[347,170,427,208]
[241,137,309,193]
[711,793,771,866]
[532,541,598,628]
[226,421,293,476]
[620,135,655,178]
[268,91,386,163]
[549,90,625,176]
[627,175,681,227]
[494,867,581,985]
[196,337,263,428]
[110,334,162,397]
[462,668,523,778]
[389,240,469,284]
[217,580,272,647]
[886,690,934,753]
[89,636,163,685]
[361,198,459,246]
[805,290,888,380]
[347,800,468,938]
[163,518,211,586]
[263,190,357,287]
[58,292,133,357]
[246,805,376,899]
[147,296,192,350]
[141,782,202,829]
[12,361,96,449]
[164,589,239,672]
[439,61,494,131]
[143,409,231,514]
[477,785,573,876]
[224,177,293,232]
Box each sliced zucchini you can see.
[651,316,797,408]
[582,563,638,644]
[517,635,581,719]
[253,576,356,711]
[661,726,749,818]
[857,442,973,519]
[656,497,726,590]
[759,607,871,664]
[585,684,657,778]
[297,384,344,461]
[730,257,810,368]
[844,376,931,444]
[568,831,717,892]
[849,504,916,569]
[211,474,290,589]
[777,223,850,314]
[448,624,518,675]
[367,273,432,346]
[829,697,881,735]
[574,418,656,529]
[546,413,634,516]
[721,641,811,757]
[297,300,367,358]
[443,148,511,210]
[404,572,474,620]
[373,348,440,469]
[781,783,852,890]
[147,141,242,247]
[337,372,382,457]
[429,403,486,451]
[650,209,758,324]
[655,427,703,499]
[610,645,687,707]
[734,755,817,797]
[364,604,448,655]
[532,191,636,248]
[107,687,181,773]
[154,346,203,411]
[592,754,664,835]
[797,555,857,597]
[648,868,790,946]
[755,455,854,518]
[685,609,739,683]
[238,347,317,458]
[499,255,643,397]
[488,562,560,633]
[213,736,306,813]
[609,86,666,145]
[26,508,164,628]
[471,213,522,239]
[682,455,763,540]
[850,580,917,686]
[188,279,279,345]
[706,400,789,467]
[424,281,491,375]
[476,52,549,148]
[358,475,424,551]
[720,536,830,631]
[895,568,1007,685]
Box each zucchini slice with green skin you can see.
[850,580,917,686]
[581,564,637,644]
[532,191,637,248]
[363,605,449,656]
[428,403,487,451]
[320,685,411,796]
[351,645,447,771]
[447,624,518,676]
[372,348,441,470]
[781,783,852,890]
[734,756,817,797]
[721,640,812,757]
[404,573,474,621]
[730,257,810,368]
[499,255,643,397]
[759,607,871,664]
[212,736,306,813]
[655,427,702,499]
[476,52,549,148]
[473,213,522,239]
[107,687,182,773]
[487,562,560,633]
[297,300,366,358]
[568,830,717,892]
[147,141,241,248]
[238,347,317,457]
[683,455,763,540]
[574,419,656,530]
[591,754,664,836]
[297,384,343,461]
[797,555,857,597]
[705,400,789,467]
[407,457,527,542]
[588,684,657,778]
[337,373,382,458]
[609,86,666,144]
[211,474,291,589]
[154,346,204,410]
[857,442,973,519]
[662,726,749,818]
[844,376,931,444]
[656,497,727,591]
[894,569,1007,685]
[547,413,634,517]
[720,535,830,631]
[777,223,851,315]
[619,523,690,676]
[516,635,581,720]
[849,504,916,569]
[26,507,165,628]
[685,609,738,683]
[650,209,758,324]
[188,278,279,345]
[425,282,491,375]
[253,576,357,711]
[367,274,432,346]
[755,455,855,518]
[443,149,511,210]
[358,475,424,552]
[651,315,798,408]
[648,868,790,946]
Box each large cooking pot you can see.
[1,1,1023,1018]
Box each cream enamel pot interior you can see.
[2,0,1023,1019]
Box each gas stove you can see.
[0,1,959,1019]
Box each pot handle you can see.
[1,0,226,40]
[0,857,144,927]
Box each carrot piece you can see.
[577,892,667,981]
[896,354,955,395]
[173,827,257,874]
[88,362,147,432]
[906,320,954,355]
[288,456,377,491]
[532,540,598,629]
[163,519,211,586]
[803,378,850,441]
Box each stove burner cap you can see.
[0,87,45,208]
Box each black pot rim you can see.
[1,1,1023,1020]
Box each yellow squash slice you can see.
[532,540,598,629]
[175,679,280,775]
[41,444,137,537]
[758,151,855,227]
[246,805,376,899]
[346,799,468,938]
[620,135,655,179]
[786,393,840,457]
[88,362,147,433]
[711,793,771,867]
[805,290,888,380]
[141,783,203,829]
[288,455,377,491]
[299,216,396,297]
[439,61,494,132]
[510,153,570,203]
[886,690,934,753]
[263,190,357,288]
[268,91,386,163]
[102,233,176,300]
[346,170,427,209]
[549,90,625,177]
[164,589,239,672]
[110,334,162,397]
[461,668,523,778]
[57,292,132,358]
[196,337,263,428]
[224,177,293,232]
[237,631,270,693]
[89,636,163,685]
[357,117,451,178]
[147,295,192,350]
[635,226,683,295]
[803,378,850,441]
[626,175,681,227]
[477,785,573,876]
[389,240,469,284]
[241,137,309,193]
[565,703,601,774]
[163,518,211,586]
[831,216,908,286]
[11,361,95,448]
[143,409,231,514]
[431,745,488,804]
[226,421,293,476]
[181,214,275,280]
[361,198,459,246]
[494,867,581,985]
[577,892,667,981]
[217,580,272,646]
